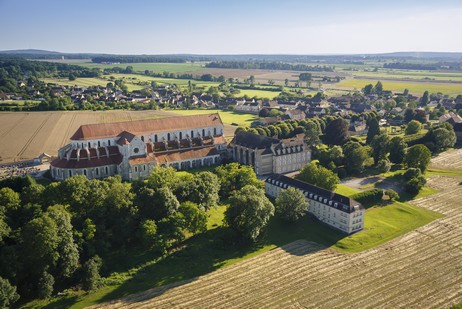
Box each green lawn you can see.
[335,184,360,197]
[425,168,462,178]
[169,109,258,127]
[334,78,462,95]
[334,202,443,253]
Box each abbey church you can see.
[50,113,227,181]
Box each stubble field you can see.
[0,110,243,163]
[93,176,462,309]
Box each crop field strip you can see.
[429,149,462,170]
[94,176,462,309]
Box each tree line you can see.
[205,61,334,72]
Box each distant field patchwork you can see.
[333,78,462,95]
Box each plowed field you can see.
[94,176,462,309]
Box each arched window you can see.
[88,142,91,148]
[202,129,205,136]
[96,168,99,176]
[179,132,182,139]
[154,134,158,142]
[141,136,145,142]
[105,166,109,174]
[108,140,111,146]
[191,130,194,138]
[214,128,217,135]
[83,169,87,176]
[98,141,101,147]
[167,133,171,141]
[68,170,72,177]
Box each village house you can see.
[265,174,365,234]
[229,131,311,176]
[50,113,227,181]
[234,99,261,114]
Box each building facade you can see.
[50,113,226,181]
[265,174,365,234]
[229,131,311,176]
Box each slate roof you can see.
[231,131,280,149]
[266,174,364,214]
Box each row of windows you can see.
[54,166,110,178]
[149,128,219,142]
[77,140,112,148]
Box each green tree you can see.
[363,84,374,95]
[0,277,19,308]
[224,185,274,242]
[179,202,207,234]
[46,205,79,279]
[38,271,54,299]
[140,219,158,247]
[82,255,103,291]
[275,187,308,222]
[146,166,179,190]
[215,163,261,198]
[323,118,349,146]
[405,120,422,135]
[420,90,429,106]
[374,81,383,95]
[366,117,380,144]
[377,159,391,173]
[304,122,321,147]
[430,127,456,150]
[297,162,340,191]
[0,188,20,215]
[404,144,431,172]
[388,136,407,164]
[20,213,59,284]
[370,134,390,165]
[343,141,370,174]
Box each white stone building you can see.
[229,131,311,176]
[50,113,226,181]
[265,174,365,234]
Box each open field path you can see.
[93,176,462,309]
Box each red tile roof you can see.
[155,147,219,164]
[70,113,223,140]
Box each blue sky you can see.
[1,0,461,54]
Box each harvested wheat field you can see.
[0,110,237,164]
[94,176,462,309]
[430,148,462,170]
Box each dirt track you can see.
[94,176,462,309]
[0,111,235,163]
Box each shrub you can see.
[0,277,20,308]
[377,159,391,173]
[384,189,399,201]
[404,168,421,181]
[351,189,383,207]
[82,256,103,291]
[405,175,427,194]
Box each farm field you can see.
[333,78,462,95]
[41,77,145,91]
[92,176,462,309]
[429,148,462,171]
[348,69,462,82]
[0,110,243,164]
